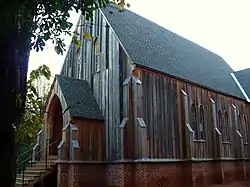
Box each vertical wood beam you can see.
[181,90,194,159]
[210,98,222,158]
[120,72,148,160]
[119,76,131,159]
[58,123,70,161]
[69,124,80,161]
[233,104,245,158]
[177,83,184,159]
[132,72,148,159]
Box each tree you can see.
[0,0,128,186]
[18,65,51,144]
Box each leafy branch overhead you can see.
[13,0,130,55]
[13,0,109,54]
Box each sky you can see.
[28,0,250,76]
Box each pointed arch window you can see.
[191,104,198,140]
[223,111,230,142]
[217,110,222,132]
[243,115,248,143]
[199,105,205,140]
[240,115,248,144]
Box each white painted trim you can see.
[181,89,187,96]
[209,98,215,103]
[231,73,250,102]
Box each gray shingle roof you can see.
[101,4,245,99]
[234,68,250,98]
[56,75,103,120]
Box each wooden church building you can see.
[44,4,250,187]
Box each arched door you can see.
[47,94,63,155]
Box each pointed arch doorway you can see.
[47,94,63,155]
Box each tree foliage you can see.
[2,0,110,56]
[1,0,130,57]
[17,65,51,143]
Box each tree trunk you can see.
[0,33,30,187]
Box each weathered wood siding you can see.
[137,67,180,159]
[136,66,250,159]
[71,117,105,161]
[58,9,250,161]
[60,10,133,160]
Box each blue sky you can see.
[28,0,250,77]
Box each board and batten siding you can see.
[135,66,250,160]
[136,67,181,159]
[60,10,133,160]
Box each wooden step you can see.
[15,182,28,187]
[24,169,45,176]
[16,177,34,184]
[25,164,53,170]
[16,155,57,186]
[16,174,36,180]
[38,160,56,163]
[35,162,54,167]
[25,167,50,172]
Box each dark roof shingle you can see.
[234,68,250,98]
[56,75,103,120]
[101,4,245,99]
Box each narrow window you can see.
[199,105,205,140]
[217,110,222,132]
[217,110,222,130]
[239,114,242,132]
[223,111,230,142]
[191,104,198,139]
[94,37,100,72]
[243,115,248,143]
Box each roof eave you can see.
[71,115,104,122]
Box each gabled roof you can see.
[234,68,250,99]
[101,4,245,99]
[56,75,103,120]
